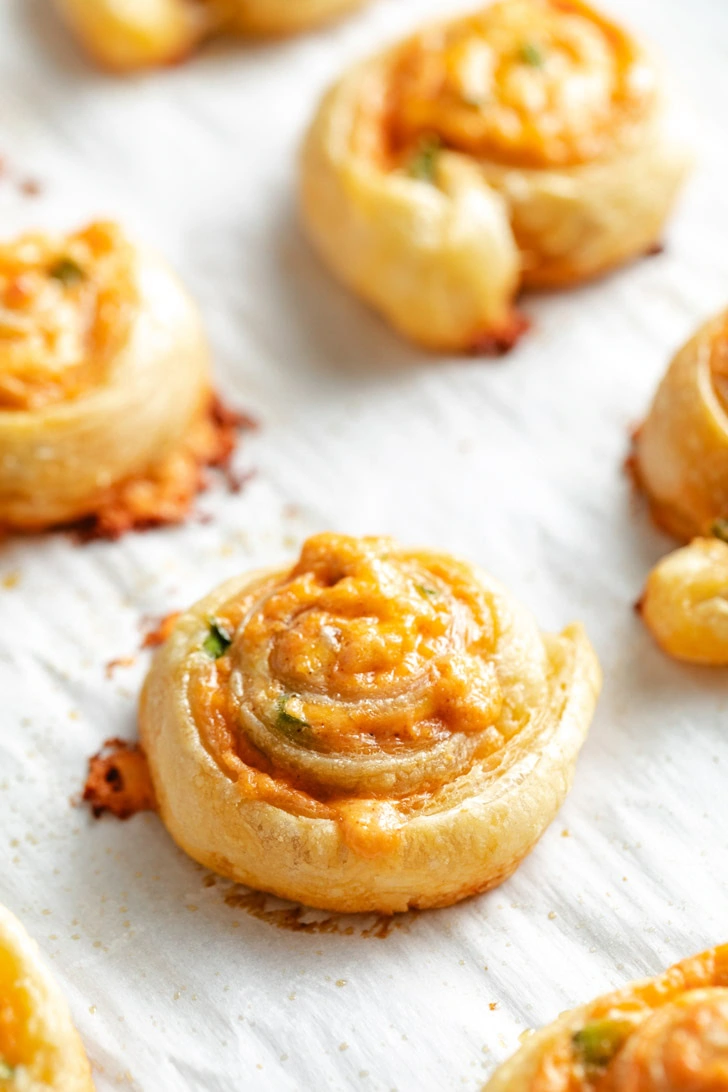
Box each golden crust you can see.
[53,0,205,71]
[0,222,212,533]
[139,533,601,914]
[634,309,728,541]
[299,0,690,352]
[484,944,728,1092]
[54,0,367,71]
[213,0,367,36]
[0,904,93,1092]
[639,537,728,665]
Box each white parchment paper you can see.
[1,1,728,1088]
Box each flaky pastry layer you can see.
[54,0,367,71]
[0,222,213,533]
[635,309,728,541]
[140,533,600,913]
[300,0,690,351]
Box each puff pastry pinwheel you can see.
[634,309,728,542]
[54,0,367,72]
[485,943,728,1092]
[140,532,601,913]
[639,536,728,665]
[0,220,234,538]
[0,904,93,1092]
[300,0,690,353]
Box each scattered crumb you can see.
[489,1002,498,1011]
[141,612,180,649]
[105,656,136,679]
[1,570,20,589]
[19,178,42,197]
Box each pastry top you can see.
[386,0,655,171]
[0,222,136,412]
[486,945,728,1092]
[170,531,576,853]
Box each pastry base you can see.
[0,394,254,541]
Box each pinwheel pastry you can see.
[639,536,728,665]
[140,532,601,913]
[0,903,93,1091]
[0,220,239,538]
[634,308,728,542]
[54,0,368,71]
[485,943,728,1092]
[300,0,690,352]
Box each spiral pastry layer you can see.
[140,532,600,913]
[0,904,93,1092]
[485,945,728,1092]
[299,0,690,352]
[54,0,368,71]
[639,537,728,665]
[635,309,728,542]
[0,221,215,535]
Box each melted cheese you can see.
[0,222,136,411]
[389,0,654,169]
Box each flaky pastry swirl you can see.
[635,309,728,542]
[54,0,368,71]
[140,532,601,913]
[0,221,215,535]
[0,904,92,1092]
[639,537,728,665]
[485,945,728,1092]
[300,0,690,352]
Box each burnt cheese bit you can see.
[83,738,156,820]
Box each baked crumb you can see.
[141,612,181,649]
[83,738,156,820]
[19,178,42,197]
[105,656,137,678]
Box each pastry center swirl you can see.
[604,991,728,1092]
[389,0,654,169]
[226,534,505,795]
[0,221,136,411]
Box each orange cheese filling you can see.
[0,946,34,1073]
[387,0,654,170]
[0,221,137,411]
[186,533,509,854]
[530,946,728,1092]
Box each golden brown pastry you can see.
[0,221,237,538]
[639,536,728,665]
[484,944,728,1092]
[140,532,601,913]
[300,0,690,352]
[634,309,728,541]
[54,0,367,71]
[0,904,93,1091]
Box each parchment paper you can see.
[1,1,728,1088]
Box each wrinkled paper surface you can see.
[1,1,728,1089]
